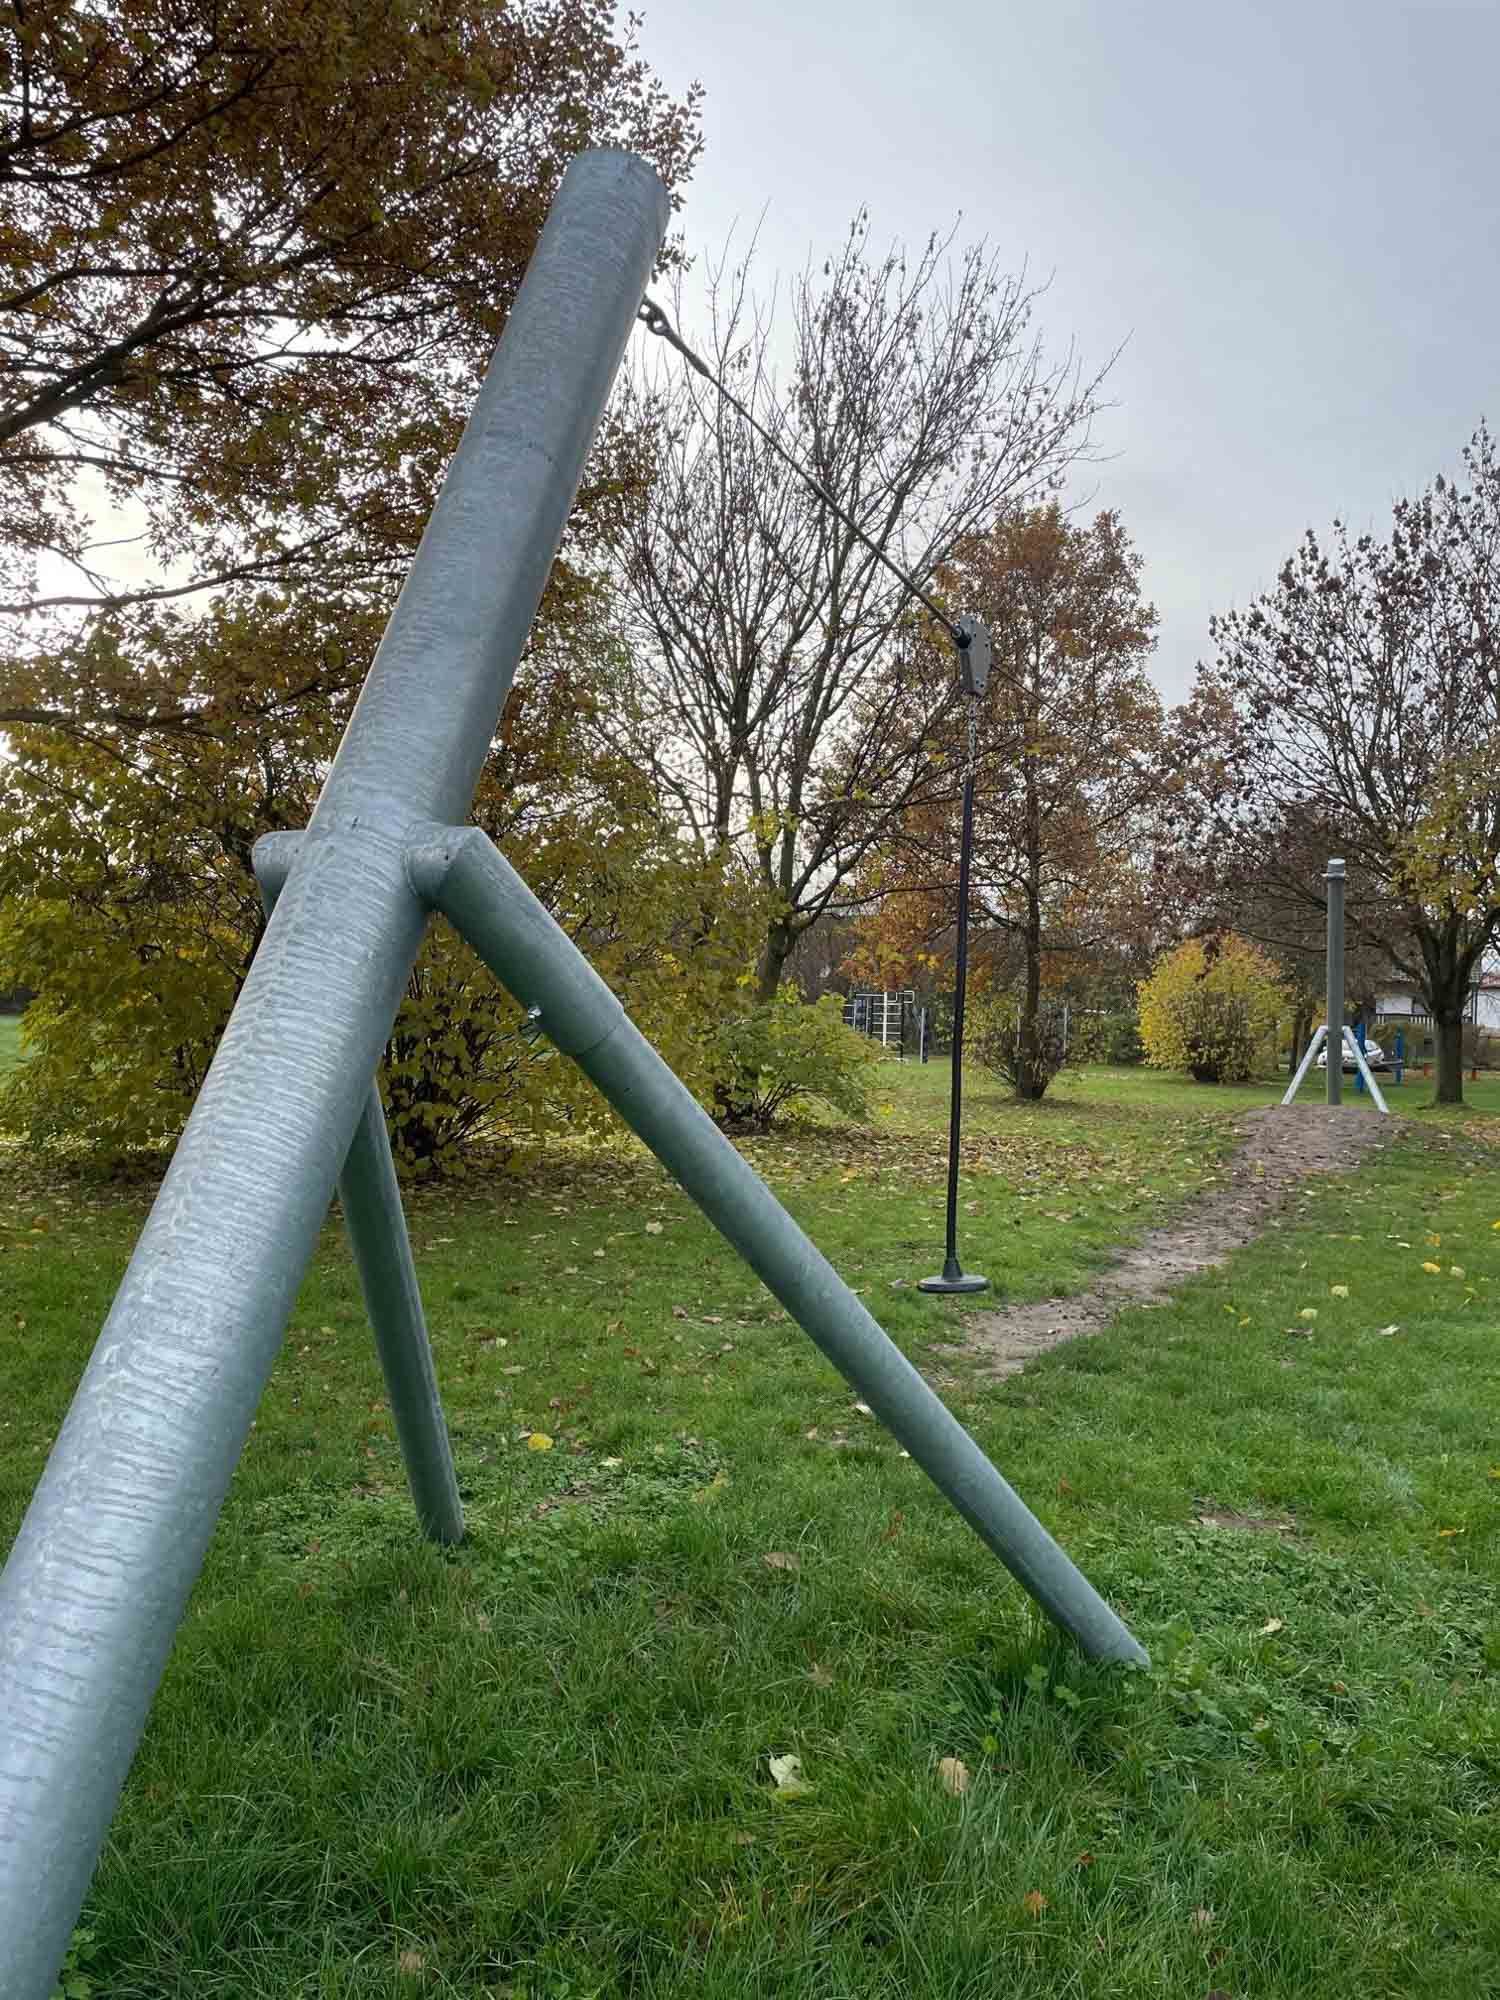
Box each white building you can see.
[1374,957,1500,1054]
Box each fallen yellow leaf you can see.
[767,1752,811,1797]
[1329,1284,1349,1299]
[1299,1307,1318,1321]
[1021,1890,1048,1918]
[525,1432,554,1452]
[1422,1261,1442,1274]
[1450,1265,1466,1278]
[937,1756,971,1796]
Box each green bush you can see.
[706,992,878,1130]
[1075,1009,1144,1065]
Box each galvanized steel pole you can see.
[0,151,668,2000]
[411,825,1149,1670]
[338,1087,467,1540]
[1326,857,1346,1107]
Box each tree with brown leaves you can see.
[851,504,1162,1100]
[0,0,699,648]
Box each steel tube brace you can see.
[256,831,464,1545]
[409,823,1149,1669]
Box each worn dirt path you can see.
[962,1104,1401,1377]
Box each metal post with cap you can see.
[920,615,992,1297]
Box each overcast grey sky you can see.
[632,0,1499,701]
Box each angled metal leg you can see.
[1341,1027,1390,1115]
[257,835,462,1544]
[409,825,1149,1670]
[338,1091,464,1541]
[1282,1022,1327,1104]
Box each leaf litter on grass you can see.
[11,1071,1500,1996]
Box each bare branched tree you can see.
[605,214,1110,999]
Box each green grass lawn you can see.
[3,1062,1499,1998]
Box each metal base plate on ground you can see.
[918,1271,991,1295]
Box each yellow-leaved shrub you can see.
[1137,932,1289,1083]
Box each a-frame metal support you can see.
[0,150,1144,2000]
[1282,1022,1390,1113]
[407,824,1144,1660]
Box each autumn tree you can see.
[1171,424,1500,1104]
[849,505,1162,1100]
[0,1,725,1162]
[0,0,699,854]
[605,219,1109,1002]
[0,0,699,645]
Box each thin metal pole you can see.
[0,152,668,2000]
[942,766,977,1269]
[412,825,1148,1669]
[921,697,988,1295]
[255,833,463,1544]
[1326,857,1346,1108]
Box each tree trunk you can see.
[755,921,793,1004]
[1419,917,1474,1108]
[1435,1010,1465,1105]
[1290,1005,1312,1075]
[1014,915,1046,1100]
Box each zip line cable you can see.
[637,294,970,655]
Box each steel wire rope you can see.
[637,294,971,656]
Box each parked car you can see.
[1316,1037,1389,1072]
